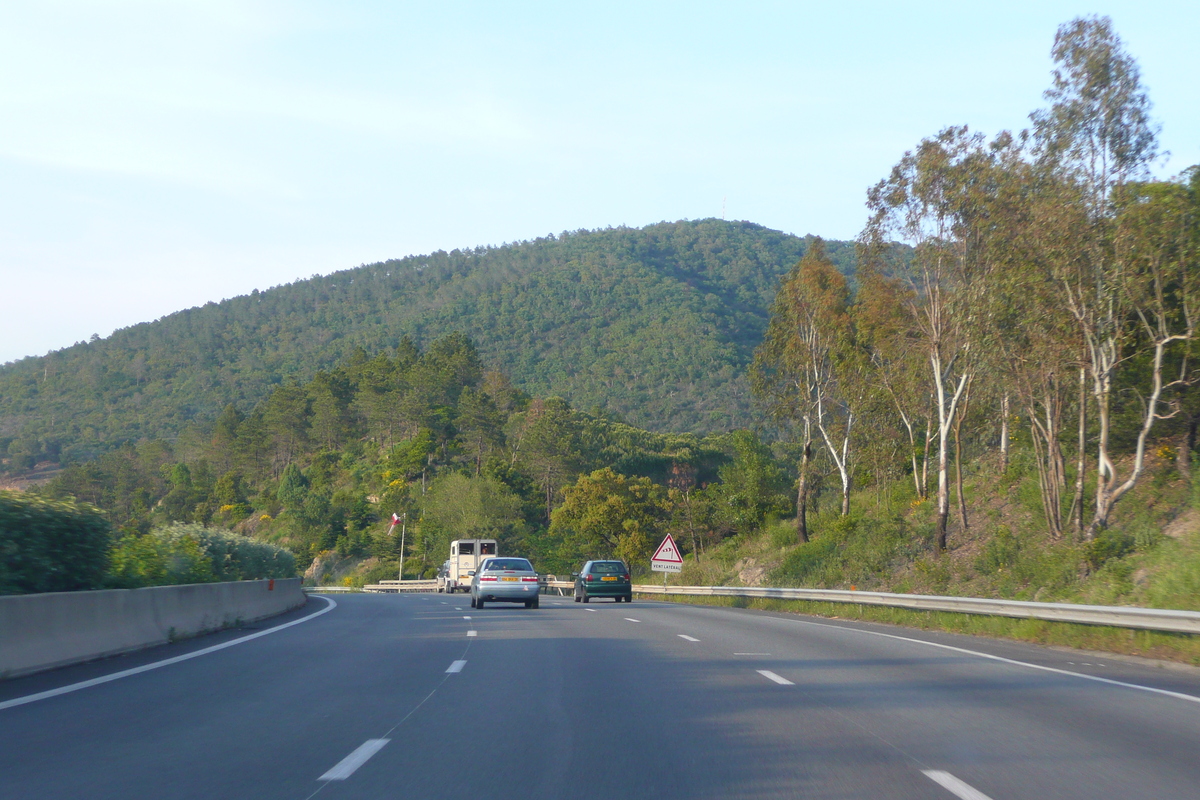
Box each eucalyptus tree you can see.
[751,239,857,542]
[972,138,1086,537]
[1096,178,1197,524]
[853,257,932,501]
[864,127,986,551]
[1029,15,1185,536]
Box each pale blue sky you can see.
[1,1,1196,364]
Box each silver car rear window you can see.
[484,558,534,572]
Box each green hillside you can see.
[0,220,855,467]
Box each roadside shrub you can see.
[108,523,297,588]
[0,491,111,595]
[975,529,1021,575]
[1085,529,1136,570]
[773,535,839,586]
[153,523,296,581]
[107,531,216,588]
[359,560,401,586]
[769,521,797,549]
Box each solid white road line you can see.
[319,739,390,781]
[922,770,993,800]
[785,617,1200,706]
[0,596,338,712]
[757,670,794,685]
[678,635,700,642]
[467,630,477,637]
[624,618,640,622]
[446,660,467,673]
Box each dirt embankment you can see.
[0,461,63,492]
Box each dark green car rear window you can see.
[589,562,625,573]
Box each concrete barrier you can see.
[0,578,305,679]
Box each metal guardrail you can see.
[319,577,1200,634]
[365,580,439,593]
[615,583,1200,635]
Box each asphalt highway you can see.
[2,592,1200,800]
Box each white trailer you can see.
[444,539,498,593]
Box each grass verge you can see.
[636,592,1200,666]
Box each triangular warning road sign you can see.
[651,534,683,563]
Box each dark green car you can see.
[573,560,632,603]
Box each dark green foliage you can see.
[156,523,296,581]
[704,430,791,534]
[28,333,748,579]
[771,512,919,589]
[277,464,308,510]
[359,559,402,585]
[1085,529,1137,570]
[107,531,216,589]
[975,529,1022,575]
[0,491,112,594]
[0,221,858,468]
[107,523,295,588]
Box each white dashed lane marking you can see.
[678,635,699,642]
[467,630,477,637]
[318,739,390,781]
[624,618,640,623]
[922,770,994,800]
[446,660,467,674]
[757,670,794,685]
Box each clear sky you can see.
[1,1,1196,365]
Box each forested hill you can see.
[0,220,854,466]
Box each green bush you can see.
[769,520,800,548]
[0,491,112,595]
[1085,529,1136,570]
[153,523,297,581]
[108,523,296,588]
[975,529,1021,575]
[107,531,216,588]
[773,535,839,586]
[359,560,402,586]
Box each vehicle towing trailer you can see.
[444,539,497,593]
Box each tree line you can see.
[752,16,1197,552]
[38,332,800,578]
[0,221,859,472]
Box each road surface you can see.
[2,592,1199,799]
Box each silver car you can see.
[470,557,540,609]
